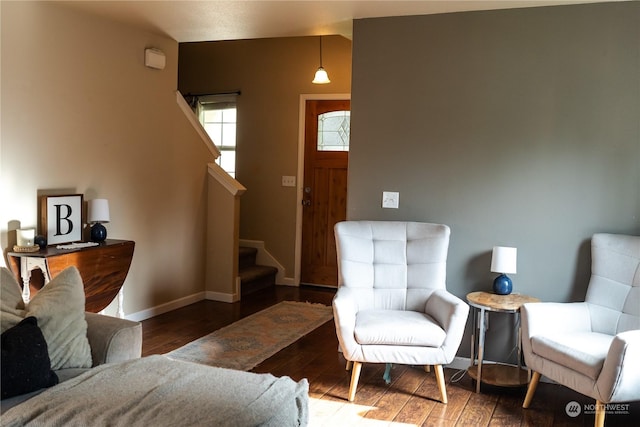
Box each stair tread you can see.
[239,246,257,256]
[239,264,278,283]
[238,247,259,270]
[238,246,277,296]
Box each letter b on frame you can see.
[41,194,83,245]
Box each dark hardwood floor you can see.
[142,286,639,426]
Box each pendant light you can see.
[312,36,330,84]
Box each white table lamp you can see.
[491,246,517,295]
[88,199,110,242]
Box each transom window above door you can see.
[317,111,350,151]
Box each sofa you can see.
[1,266,309,426]
[1,310,142,413]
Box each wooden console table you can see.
[8,239,135,317]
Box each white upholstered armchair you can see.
[332,221,469,403]
[522,233,640,427]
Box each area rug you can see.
[166,301,334,371]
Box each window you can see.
[197,94,238,178]
[317,110,350,151]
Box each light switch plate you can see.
[282,176,296,187]
[382,191,399,209]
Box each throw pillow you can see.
[1,316,59,399]
[0,266,92,370]
[25,266,93,370]
[0,267,26,332]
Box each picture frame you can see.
[40,194,83,245]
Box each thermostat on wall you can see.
[145,48,166,70]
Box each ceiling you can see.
[55,0,618,43]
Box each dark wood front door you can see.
[301,99,350,287]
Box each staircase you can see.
[239,246,278,296]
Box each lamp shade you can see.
[312,67,330,84]
[88,199,110,224]
[490,246,517,274]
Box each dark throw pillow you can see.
[1,316,59,399]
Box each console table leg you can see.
[19,257,51,303]
[19,258,31,303]
[117,288,125,318]
[42,264,51,285]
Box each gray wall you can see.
[349,3,639,360]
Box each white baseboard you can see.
[125,288,242,321]
[205,290,239,303]
[277,277,297,286]
[204,276,241,302]
[125,292,205,322]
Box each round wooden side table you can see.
[466,291,540,393]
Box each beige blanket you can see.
[2,355,308,426]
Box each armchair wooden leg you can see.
[434,364,447,404]
[424,365,431,373]
[348,361,362,402]
[523,371,541,408]
[345,360,353,371]
[595,400,605,427]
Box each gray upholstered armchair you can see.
[332,221,469,403]
[521,233,640,427]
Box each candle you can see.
[17,229,35,247]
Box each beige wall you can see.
[178,36,352,280]
[350,2,639,360]
[1,2,214,318]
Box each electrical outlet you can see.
[282,176,296,187]
[382,191,399,209]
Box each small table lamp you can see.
[491,246,517,295]
[88,199,110,242]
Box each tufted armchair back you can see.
[585,233,640,335]
[335,221,450,312]
[521,233,640,427]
